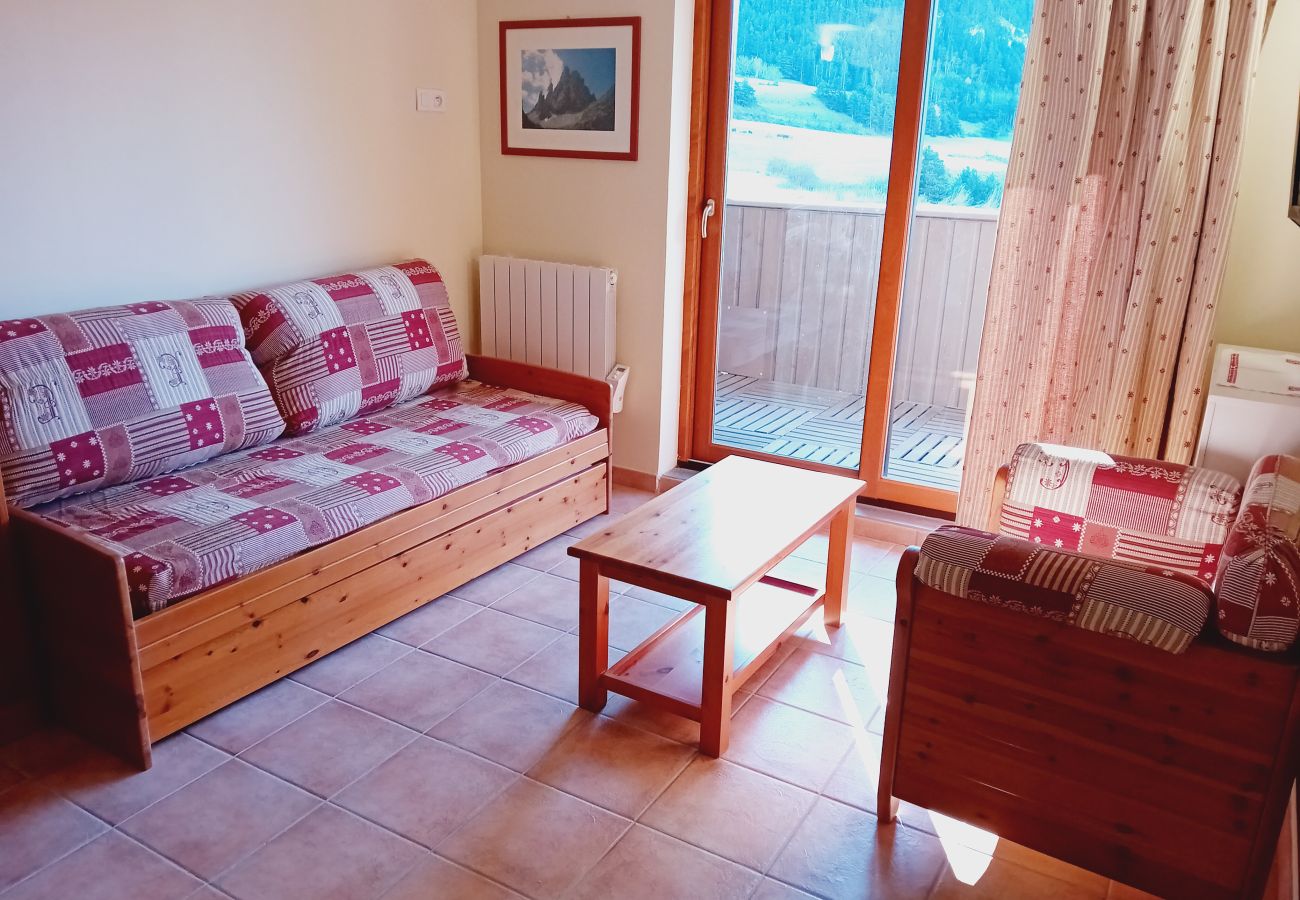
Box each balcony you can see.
[712,199,998,491]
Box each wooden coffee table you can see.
[568,456,864,756]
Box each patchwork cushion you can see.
[0,300,285,507]
[999,442,1241,583]
[232,259,466,435]
[1215,455,1300,652]
[916,525,1214,653]
[32,380,598,617]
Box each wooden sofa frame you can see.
[10,354,614,769]
[878,467,1300,900]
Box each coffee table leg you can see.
[578,559,609,712]
[825,501,853,628]
[699,598,736,757]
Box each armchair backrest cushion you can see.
[1215,454,1300,651]
[999,442,1241,583]
[0,299,286,507]
[231,259,466,435]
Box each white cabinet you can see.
[1195,344,1300,484]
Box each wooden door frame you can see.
[676,0,958,515]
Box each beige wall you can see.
[1216,0,1300,353]
[0,0,483,327]
[477,0,694,478]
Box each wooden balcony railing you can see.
[715,199,999,410]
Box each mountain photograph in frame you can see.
[500,18,640,160]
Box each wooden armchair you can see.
[878,443,1300,900]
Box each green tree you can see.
[733,78,758,107]
[917,147,953,203]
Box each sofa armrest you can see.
[466,355,614,433]
[914,524,1214,654]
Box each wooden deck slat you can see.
[712,374,965,489]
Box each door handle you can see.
[701,198,717,238]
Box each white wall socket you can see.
[416,89,446,113]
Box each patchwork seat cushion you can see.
[1215,454,1300,651]
[0,299,285,507]
[232,259,466,435]
[999,442,1241,583]
[916,524,1215,653]
[32,380,598,617]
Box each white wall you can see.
[1216,0,1300,353]
[0,0,483,327]
[477,0,694,479]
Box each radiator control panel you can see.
[606,364,630,414]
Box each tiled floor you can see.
[0,486,1153,900]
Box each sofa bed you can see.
[2,259,613,768]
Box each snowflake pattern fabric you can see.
[232,259,466,435]
[997,443,1240,582]
[1215,455,1300,651]
[31,381,598,617]
[0,300,285,507]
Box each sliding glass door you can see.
[686,0,1032,512]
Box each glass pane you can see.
[709,0,907,470]
[883,0,1033,491]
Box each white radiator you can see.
[478,255,617,381]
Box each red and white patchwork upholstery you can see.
[32,381,598,617]
[998,443,1241,583]
[1215,455,1300,651]
[232,259,466,435]
[0,300,285,507]
[917,525,1214,653]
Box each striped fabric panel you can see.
[954,0,1266,528]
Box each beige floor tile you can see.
[240,700,414,798]
[868,545,907,578]
[3,831,200,900]
[340,650,494,731]
[439,778,628,899]
[751,878,820,899]
[547,552,582,581]
[821,734,938,834]
[377,595,481,647]
[491,571,583,631]
[0,781,107,891]
[450,562,542,605]
[845,573,900,622]
[722,695,855,791]
[288,634,411,696]
[217,804,422,900]
[42,732,228,824]
[757,648,882,726]
[767,554,830,589]
[769,798,946,900]
[795,607,895,671]
[640,756,816,870]
[931,855,1107,899]
[617,582,694,611]
[569,825,761,900]
[604,594,682,652]
[425,607,563,676]
[849,537,898,573]
[505,633,582,702]
[334,738,514,849]
[429,680,587,771]
[119,759,318,880]
[513,534,579,573]
[187,679,328,754]
[382,854,524,899]
[528,715,695,817]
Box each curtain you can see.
[956,0,1268,526]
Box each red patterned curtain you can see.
[956,0,1268,526]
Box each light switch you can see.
[416,89,446,113]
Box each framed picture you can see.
[499,17,641,161]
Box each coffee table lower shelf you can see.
[600,576,825,723]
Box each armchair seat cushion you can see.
[1216,454,1300,651]
[31,379,598,617]
[916,525,1215,653]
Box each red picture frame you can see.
[498,17,641,162]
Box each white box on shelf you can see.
[1195,344,1300,484]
